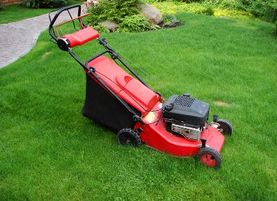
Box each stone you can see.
[139,3,163,25]
[85,0,98,7]
[100,21,119,32]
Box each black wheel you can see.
[217,119,233,136]
[117,128,141,147]
[197,147,221,169]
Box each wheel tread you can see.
[197,147,221,169]
[117,128,141,147]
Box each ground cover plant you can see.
[0,4,51,24]
[87,0,158,32]
[0,8,277,201]
[148,0,277,22]
[148,0,277,35]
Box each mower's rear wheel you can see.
[117,128,141,147]
[217,119,233,136]
[197,147,221,169]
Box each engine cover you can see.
[162,94,209,127]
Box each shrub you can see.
[87,0,141,25]
[162,14,181,27]
[23,0,68,8]
[199,6,214,15]
[93,24,110,33]
[244,0,277,22]
[205,0,277,22]
[245,1,276,22]
[87,0,160,32]
[184,4,214,15]
[118,14,157,32]
[146,0,204,2]
[156,0,277,22]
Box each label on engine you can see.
[171,124,201,141]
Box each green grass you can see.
[1,12,277,201]
[0,5,51,24]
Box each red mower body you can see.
[86,55,225,158]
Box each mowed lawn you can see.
[0,12,276,201]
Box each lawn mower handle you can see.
[48,4,82,42]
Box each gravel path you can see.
[0,7,83,69]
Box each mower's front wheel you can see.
[217,119,233,136]
[197,147,221,169]
[117,128,141,147]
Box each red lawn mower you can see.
[49,5,233,168]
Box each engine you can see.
[162,94,209,141]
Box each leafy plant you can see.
[87,0,160,32]
[93,24,110,33]
[163,14,181,27]
[203,0,277,22]
[248,1,276,22]
[151,0,276,21]
[196,6,214,15]
[118,14,157,32]
[87,0,141,25]
[146,0,204,2]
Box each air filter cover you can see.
[162,95,209,127]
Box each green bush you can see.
[163,14,181,27]
[87,0,159,32]
[163,14,175,25]
[184,4,214,15]
[146,0,204,2]
[150,0,277,22]
[23,0,68,8]
[248,0,277,22]
[118,14,157,32]
[88,0,141,25]
[205,0,277,22]
[93,24,110,33]
[198,6,214,15]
